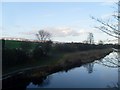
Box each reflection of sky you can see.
[2,2,116,42]
[27,52,118,88]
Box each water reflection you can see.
[95,51,120,68]
[83,63,94,74]
[28,76,51,88]
[94,51,119,89]
[2,73,51,90]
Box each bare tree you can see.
[91,2,120,70]
[91,1,120,39]
[91,3,120,89]
[91,2,120,88]
[87,33,94,44]
[36,30,51,42]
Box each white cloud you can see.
[19,25,103,42]
[20,26,93,37]
[44,27,89,37]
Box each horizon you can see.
[1,36,118,44]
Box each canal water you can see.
[27,52,119,88]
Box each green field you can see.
[2,40,63,74]
[3,40,37,49]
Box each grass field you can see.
[2,40,37,49]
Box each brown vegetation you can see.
[24,48,113,78]
[3,48,113,80]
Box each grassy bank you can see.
[3,48,113,79]
[58,48,112,65]
[2,52,64,74]
[2,39,115,71]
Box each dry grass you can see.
[28,48,113,78]
[58,48,112,65]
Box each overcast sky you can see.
[1,1,117,42]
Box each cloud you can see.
[44,27,88,37]
[20,26,91,37]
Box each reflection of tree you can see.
[107,82,119,89]
[38,76,51,87]
[83,63,94,74]
[95,52,120,68]
[3,73,52,89]
[95,51,120,89]
[31,75,51,87]
[2,76,30,89]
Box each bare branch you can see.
[95,26,120,39]
[36,30,51,42]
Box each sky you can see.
[1,1,118,43]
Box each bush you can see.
[33,46,44,60]
[20,41,32,52]
[3,48,29,68]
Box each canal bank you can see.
[2,48,113,79]
[3,48,117,90]
[2,48,114,90]
[26,48,113,78]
